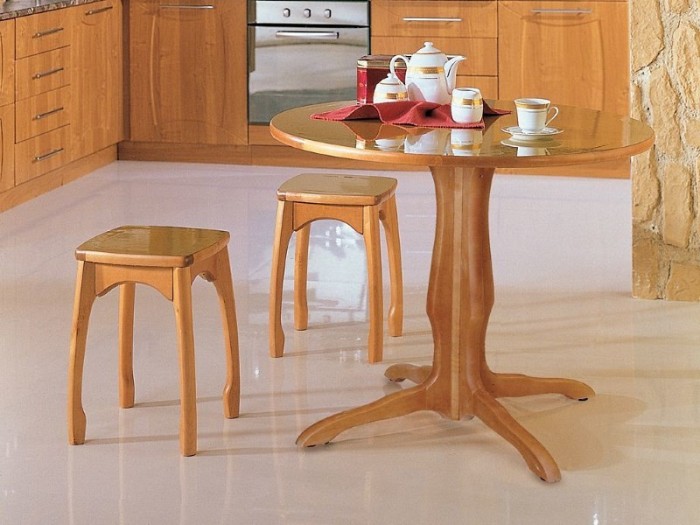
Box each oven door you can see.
[248,25,369,124]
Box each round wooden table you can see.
[269,101,654,482]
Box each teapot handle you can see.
[389,55,409,77]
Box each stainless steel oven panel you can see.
[249,1,369,27]
[248,25,369,123]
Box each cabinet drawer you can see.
[16,10,71,58]
[372,36,498,76]
[372,1,497,38]
[15,125,71,184]
[16,86,71,142]
[15,47,71,100]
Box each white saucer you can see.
[502,126,563,141]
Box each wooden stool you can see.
[67,225,240,456]
[269,173,403,363]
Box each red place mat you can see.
[312,100,509,129]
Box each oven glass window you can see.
[248,26,369,124]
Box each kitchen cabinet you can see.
[71,0,124,160]
[14,9,73,184]
[498,1,629,115]
[371,0,499,100]
[129,0,247,145]
[0,21,14,108]
[0,21,14,192]
[0,104,15,192]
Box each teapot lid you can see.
[410,42,447,66]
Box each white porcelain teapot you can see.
[389,42,465,104]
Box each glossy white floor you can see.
[1,162,699,524]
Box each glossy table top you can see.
[270,101,655,169]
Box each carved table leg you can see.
[297,165,590,482]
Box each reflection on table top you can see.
[270,100,655,169]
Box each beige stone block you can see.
[632,150,659,222]
[686,119,700,148]
[649,68,683,158]
[631,0,664,70]
[665,0,690,13]
[632,232,661,298]
[630,82,644,121]
[672,22,700,110]
[666,262,700,300]
[662,162,693,247]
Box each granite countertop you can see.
[0,0,103,21]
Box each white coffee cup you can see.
[451,129,482,156]
[451,88,483,124]
[514,98,559,132]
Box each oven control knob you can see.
[324,9,332,18]
[282,8,290,17]
[303,8,311,17]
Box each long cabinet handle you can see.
[402,17,463,22]
[34,107,65,121]
[86,6,114,15]
[32,67,64,80]
[33,27,64,38]
[275,31,339,39]
[160,5,215,9]
[33,147,64,163]
[530,8,593,15]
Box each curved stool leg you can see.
[68,261,97,445]
[118,283,136,409]
[294,223,311,331]
[269,201,294,358]
[363,206,383,363]
[210,249,240,418]
[173,268,197,457]
[380,196,403,337]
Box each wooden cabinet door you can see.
[71,0,124,160]
[0,21,14,108]
[498,1,629,115]
[371,1,499,100]
[129,0,247,145]
[0,104,15,192]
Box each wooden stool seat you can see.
[68,225,240,456]
[270,173,403,363]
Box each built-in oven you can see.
[247,0,370,124]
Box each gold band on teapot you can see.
[407,66,444,75]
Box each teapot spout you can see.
[445,56,466,92]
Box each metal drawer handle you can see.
[86,6,114,16]
[402,17,463,22]
[34,107,65,121]
[33,27,64,38]
[530,8,593,15]
[160,5,215,9]
[33,67,64,80]
[275,31,339,39]
[34,147,64,162]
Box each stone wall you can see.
[631,0,700,300]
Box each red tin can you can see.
[356,55,407,105]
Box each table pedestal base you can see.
[296,166,594,483]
